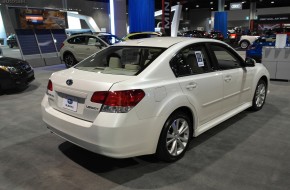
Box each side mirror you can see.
[244,57,256,67]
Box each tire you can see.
[156,111,192,162]
[251,79,267,111]
[240,40,250,49]
[63,53,77,68]
[9,43,13,48]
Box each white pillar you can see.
[0,9,7,46]
[218,0,225,12]
[111,0,127,37]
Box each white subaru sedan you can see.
[41,37,269,162]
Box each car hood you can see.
[0,56,26,66]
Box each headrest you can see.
[109,57,121,68]
[125,64,141,70]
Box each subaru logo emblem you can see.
[67,98,73,104]
[66,79,73,86]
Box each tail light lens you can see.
[230,34,237,39]
[91,89,145,113]
[60,43,64,50]
[47,80,53,91]
[91,91,109,104]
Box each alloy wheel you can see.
[241,41,249,49]
[166,118,190,156]
[255,83,266,108]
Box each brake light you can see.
[91,90,145,113]
[230,33,237,39]
[91,91,109,104]
[47,80,53,91]
[60,43,64,50]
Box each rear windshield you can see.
[75,46,165,76]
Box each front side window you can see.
[170,44,213,77]
[210,44,242,70]
[75,46,165,76]
[86,37,106,47]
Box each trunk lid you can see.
[48,68,132,121]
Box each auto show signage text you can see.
[1,0,26,4]
[162,0,171,36]
[230,2,242,10]
[258,14,290,22]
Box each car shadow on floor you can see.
[58,102,278,189]
[0,83,40,96]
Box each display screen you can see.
[17,8,67,29]
[25,15,44,25]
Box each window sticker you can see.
[195,51,204,67]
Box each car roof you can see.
[128,32,159,35]
[114,37,224,48]
[67,33,114,38]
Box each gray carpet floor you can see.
[0,64,289,190]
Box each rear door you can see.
[171,43,223,126]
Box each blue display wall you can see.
[214,12,228,39]
[128,0,155,33]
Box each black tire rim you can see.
[64,55,75,67]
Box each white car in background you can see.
[60,33,122,68]
[238,35,260,49]
[42,37,269,162]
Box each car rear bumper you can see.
[41,94,163,158]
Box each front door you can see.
[209,44,253,113]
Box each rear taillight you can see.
[91,91,109,104]
[47,80,53,91]
[91,89,145,113]
[60,43,64,50]
[230,34,237,39]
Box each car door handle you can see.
[186,83,197,90]
[224,75,232,82]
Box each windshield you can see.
[75,46,165,76]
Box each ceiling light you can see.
[210,2,213,4]
[224,5,227,7]
[196,5,199,8]
[211,7,213,10]
[271,1,274,3]
[242,1,246,4]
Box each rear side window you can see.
[67,36,87,45]
[170,44,213,77]
[75,46,165,76]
